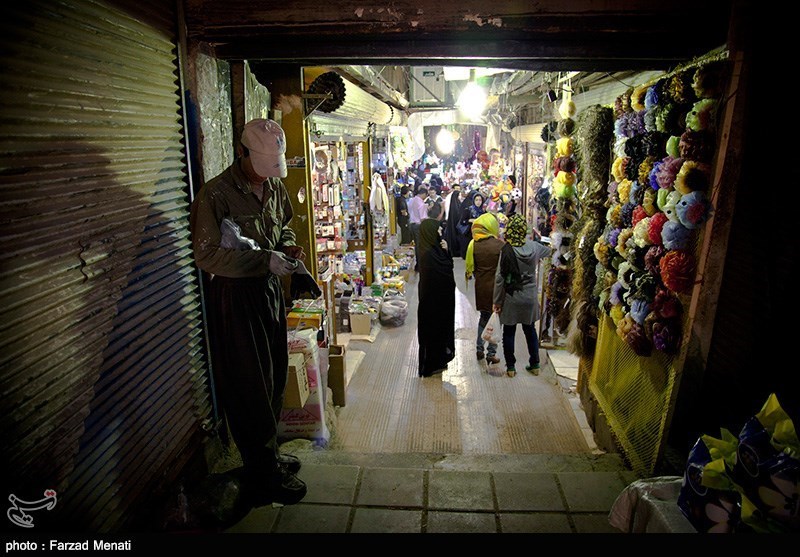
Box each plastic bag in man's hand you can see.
[481,312,502,345]
[220,218,260,250]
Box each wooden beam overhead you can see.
[184,0,732,70]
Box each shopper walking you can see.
[465,213,504,366]
[407,186,429,271]
[190,119,307,505]
[458,191,486,258]
[416,218,456,377]
[444,184,469,259]
[493,214,551,377]
[396,185,412,245]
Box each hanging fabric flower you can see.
[631,85,649,112]
[617,314,635,341]
[634,273,658,301]
[626,323,653,356]
[675,160,711,195]
[655,103,679,135]
[612,157,628,182]
[632,206,648,227]
[593,239,612,267]
[555,170,576,187]
[620,202,635,228]
[645,85,660,110]
[610,304,626,326]
[555,156,577,173]
[677,191,713,229]
[616,111,646,139]
[666,135,681,158]
[643,132,667,157]
[633,217,652,248]
[614,136,628,159]
[616,228,634,257]
[643,311,659,340]
[614,95,626,119]
[662,190,684,222]
[652,319,681,354]
[630,180,645,205]
[607,227,622,248]
[652,288,682,319]
[648,212,669,245]
[693,61,727,99]
[656,156,684,189]
[661,220,691,250]
[644,107,658,132]
[557,137,574,157]
[559,98,577,119]
[686,99,719,132]
[645,245,667,276]
[666,71,696,105]
[608,203,624,229]
[541,121,559,143]
[638,157,656,185]
[679,130,715,163]
[630,297,651,325]
[558,118,576,137]
[649,161,663,190]
[610,281,625,306]
[617,179,632,204]
[553,179,576,199]
[661,250,696,293]
[643,189,658,216]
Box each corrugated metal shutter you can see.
[0,0,210,532]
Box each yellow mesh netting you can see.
[589,314,677,476]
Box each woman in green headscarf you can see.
[465,213,504,365]
[493,214,551,377]
[417,218,456,377]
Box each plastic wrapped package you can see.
[219,218,260,250]
[380,294,408,327]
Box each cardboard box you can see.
[349,312,372,335]
[328,344,347,406]
[283,353,309,409]
[287,312,323,330]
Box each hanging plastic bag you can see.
[481,312,502,345]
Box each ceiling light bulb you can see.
[436,128,455,154]
[457,81,487,121]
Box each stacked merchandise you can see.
[278,328,330,445]
[592,61,725,356]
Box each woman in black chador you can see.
[416,218,456,377]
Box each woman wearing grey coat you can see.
[493,215,551,377]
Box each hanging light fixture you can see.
[435,127,455,155]
[457,69,487,121]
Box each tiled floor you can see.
[226,458,631,533]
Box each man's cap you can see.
[241,119,287,178]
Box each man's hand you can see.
[281,245,306,261]
[268,250,298,276]
[493,304,503,313]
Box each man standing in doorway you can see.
[407,186,429,271]
[190,119,307,506]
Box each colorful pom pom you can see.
[557,137,574,157]
[625,322,653,356]
[645,86,660,110]
[634,273,658,301]
[661,220,691,250]
[608,204,623,229]
[679,130,715,163]
[686,99,718,132]
[617,179,632,204]
[610,281,625,306]
[612,157,627,182]
[617,313,635,340]
[643,189,658,216]
[644,108,658,132]
[648,212,669,245]
[610,304,626,327]
[638,157,656,185]
[608,228,622,248]
[632,206,648,228]
[644,245,666,275]
[593,239,612,267]
[633,217,652,248]
[614,136,628,159]
[620,202,635,228]
[656,156,683,190]
[616,228,634,257]
[675,160,710,195]
[558,118,576,137]
[693,61,727,99]
[649,161,663,190]
[666,72,696,105]
[652,319,681,353]
[660,250,696,293]
[556,170,576,187]
[554,156,577,173]
[559,99,577,120]
[676,191,712,229]
[631,85,649,112]
[652,288,682,320]
[666,135,681,158]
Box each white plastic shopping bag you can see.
[481,312,502,345]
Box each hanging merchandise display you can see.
[588,57,729,476]
[312,141,347,277]
[565,105,614,359]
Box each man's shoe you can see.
[487,355,500,365]
[476,351,485,361]
[278,453,302,474]
[525,363,540,375]
[268,468,307,506]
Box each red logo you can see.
[44,490,56,498]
